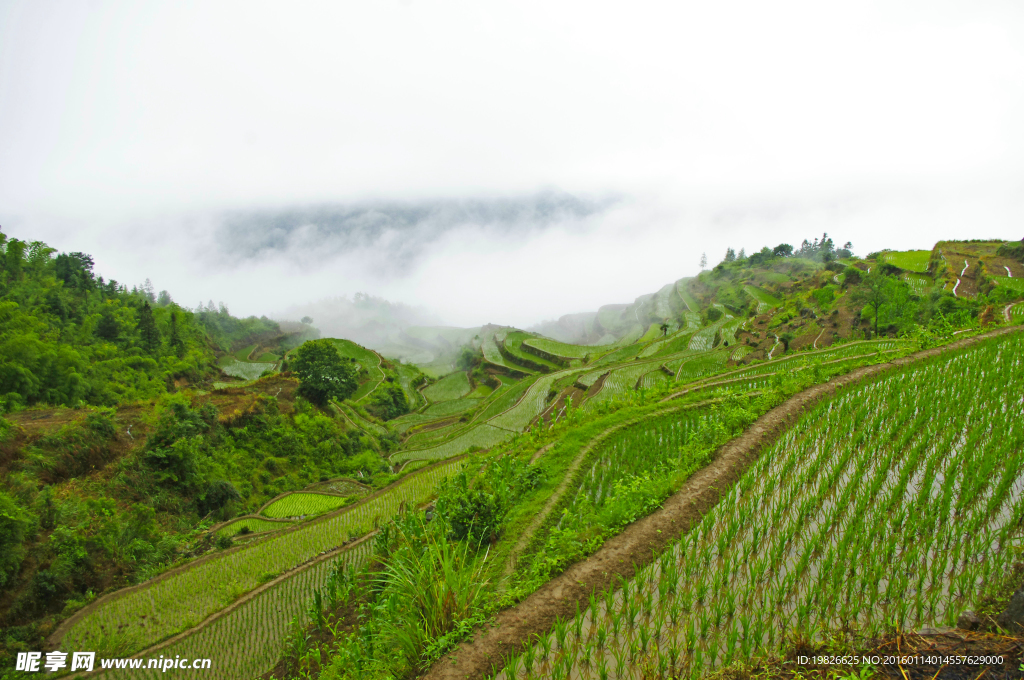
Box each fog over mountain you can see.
[1,1,1023,329]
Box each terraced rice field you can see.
[902,272,931,295]
[488,372,576,431]
[743,286,781,314]
[261,492,355,518]
[637,323,663,344]
[391,424,512,464]
[483,334,513,369]
[332,401,387,436]
[584,363,663,409]
[219,359,276,381]
[638,330,694,359]
[883,249,931,272]
[391,413,443,433]
[306,479,370,496]
[423,371,472,402]
[233,345,257,361]
[673,352,729,382]
[57,457,464,655]
[473,377,537,423]
[719,340,909,380]
[590,345,642,368]
[424,397,480,417]
[524,337,618,360]
[504,332,564,371]
[994,276,1024,293]
[216,516,295,538]
[718,318,744,346]
[404,423,463,449]
[396,363,426,410]
[688,318,729,352]
[96,540,374,680]
[1012,302,1024,322]
[637,370,671,390]
[730,345,752,361]
[504,332,1024,680]
[675,279,698,312]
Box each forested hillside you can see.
[0,230,421,668]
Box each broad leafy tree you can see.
[292,339,358,405]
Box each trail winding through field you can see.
[813,327,825,349]
[356,350,385,403]
[767,333,780,359]
[953,279,961,297]
[1007,266,1013,278]
[420,325,1024,680]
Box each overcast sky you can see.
[1,1,1023,328]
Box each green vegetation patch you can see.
[392,424,512,464]
[216,516,294,538]
[744,285,782,313]
[59,457,464,654]
[993,276,1024,293]
[219,359,276,381]
[883,249,931,272]
[523,337,617,360]
[423,371,472,402]
[261,492,357,518]
[233,344,257,361]
[675,278,698,312]
[423,397,481,418]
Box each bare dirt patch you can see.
[420,326,1023,680]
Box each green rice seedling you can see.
[553,615,568,651]
[538,632,552,661]
[522,642,536,676]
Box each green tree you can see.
[168,311,185,357]
[292,339,358,405]
[456,346,479,371]
[0,491,35,588]
[137,302,161,354]
[367,381,410,421]
[856,271,890,339]
[96,308,120,342]
[842,266,862,286]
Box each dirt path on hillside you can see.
[420,325,1023,680]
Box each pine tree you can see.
[169,311,185,357]
[137,302,161,354]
